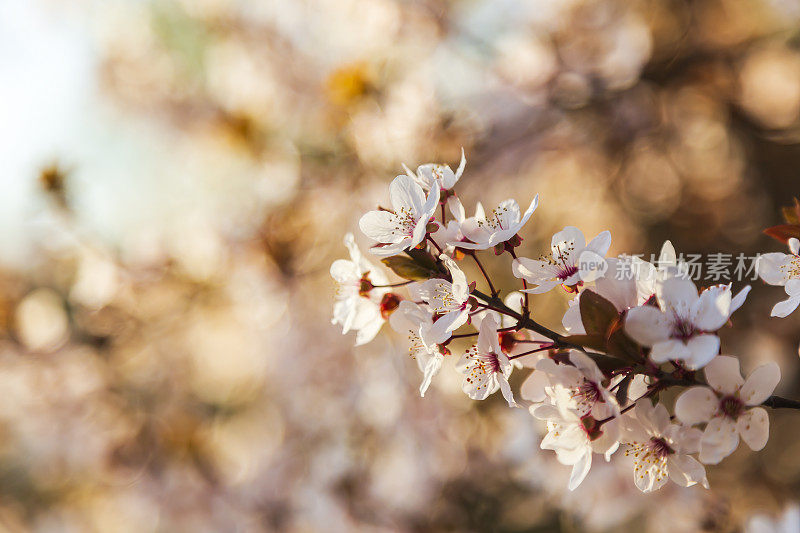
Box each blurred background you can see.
[1,0,800,531]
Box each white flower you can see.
[756,237,800,317]
[330,233,389,345]
[474,291,548,368]
[389,300,445,397]
[419,254,472,342]
[527,351,620,419]
[622,400,709,493]
[457,195,540,249]
[674,355,780,464]
[403,148,466,191]
[512,226,611,294]
[624,276,748,369]
[359,174,440,257]
[456,314,516,406]
[532,386,620,490]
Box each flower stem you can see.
[469,252,498,297]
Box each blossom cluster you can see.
[331,151,793,493]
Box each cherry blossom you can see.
[756,237,800,317]
[674,355,780,464]
[389,301,446,397]
[526,351,620,419]
[418,254,472,342]
[622,400,709,493]
[330,233,391,345]
[403,148,466,191]
[456,314,516,406]
[512,226,611,294]
[532,381,621,490]
[359,174,440,257]
[624,276,748,369]
[456,195,540,249]
[474,291,548,368]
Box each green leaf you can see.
[579,290,619,336]
[381,256,434,281]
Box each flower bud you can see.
[379,293,401,319]
[359,277,374,296]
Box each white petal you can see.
[577,250,608,283]
[668,454,709,489]
[683,335,721,370]
[551,226,586,261]
[624,306,672,346]
[568,451,592,491]
[447,196,465,222]
[389,174,425,215]
[650,339,691,364]
[699,417,739,464]
[454,147,467,181]
[330,259,361,284]
[586,230,612,256]
[511,257,555,282]
[517,194,539,229]
[692,287,732,331]
[498,375,517,407]
[440,254,469,302]
[522,280,560,294]
[731,285,751,313]
[419,353,443,397]
[740,362,780,406]
[737,407,770,451]
[675,386,718,425]
[787,278,800,296]
[771,294,800,318]
[520,371,550,402]
[790,237,800,255]
[658,240,677,267]
[704,355,744,395]
[756,253,793,286]
[358,210,401,242]
[657,277,699,315]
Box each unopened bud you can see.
[498,331,517,353]
[379,293,401,318]
[580,415,604,441]
[359,277,374,296]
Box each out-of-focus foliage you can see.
[1,0,800,531]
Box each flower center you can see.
[557,264,579,281]
[719,395,744,419]
[647,437,673,458]
[671,318,696,341]
[487,352,501,373]
[390,207,417,237]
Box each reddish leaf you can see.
[764,224,800,244]
[579,290,619,336]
